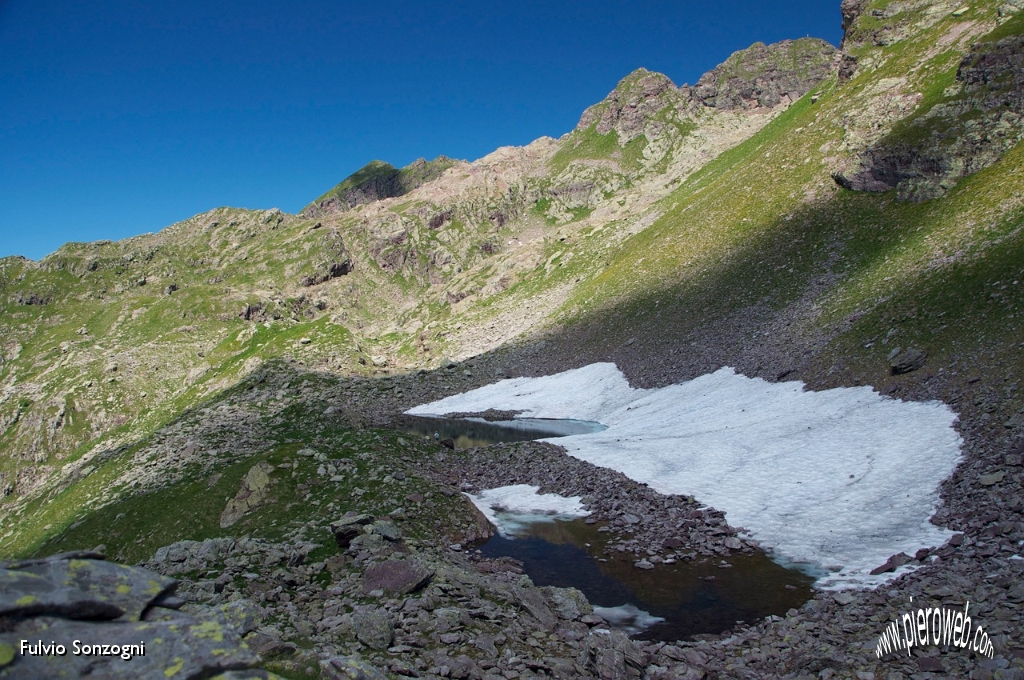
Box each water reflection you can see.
[390,414,607,449]
[478,517,814,642]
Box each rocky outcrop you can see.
[220,461,274,528]
[686,38,838,110]
[576,69,683,142]
[300,259,352,287]
[575,38,838,142]
[833,34,1024,201]
[303,156,456,217]
[889,347,927,375]
[0,552,269,679]
[840,0,868,49]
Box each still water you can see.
[392,415,814,640]
[391,414,607,448]
[478,516,814,642]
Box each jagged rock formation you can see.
[840,0,868,48]
[685,38,838,110]
[303,157,457,217]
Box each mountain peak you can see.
[686,37,837,110]
[576,68,681,141]
[303,156,457,217]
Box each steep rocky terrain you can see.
[303,157,459,217]
[2,1,1024,678]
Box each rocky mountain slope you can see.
[2,1,1024,678]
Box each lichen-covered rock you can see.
[0,551,174,621]
[319,654,389,680]
[0,553,267,679]
[0,616,259,679]
[350,607,393,650]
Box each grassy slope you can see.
[536,2,1023,390]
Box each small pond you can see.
[477,516,814,642]
[391,414,607,449]
[391,415,815,641]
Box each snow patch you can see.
[410,363,963,589]
[465,484,590,538]
[593,604,666,635]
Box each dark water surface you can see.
[478,518,814,642]
[391,414,607,449]
[393,415,814,640]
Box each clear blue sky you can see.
[0,1,842,261]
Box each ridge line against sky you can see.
[0,1,842,261]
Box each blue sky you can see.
[0,1,842,260]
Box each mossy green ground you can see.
[23,393,473,565]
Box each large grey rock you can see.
[214,598,263,636]
[0,553,268,678]
[362,559,432,595]
[0,552,175,621]
[319,655,389,680]
[579,629,647,680]
[513,586,557,631]
[220,461,274,528]
[351,608,393,650]
[544,586,592,621]
[890,348,927,374]
[367,520,401,541]
[330,514,374,549]
[0,616,259,679]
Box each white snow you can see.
[465,484,590,538]
[592,604,666,635]
[409,363,963,589]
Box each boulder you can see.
[513,586,557,631]
[330,514,374,549]
[351,608,394,650]
[0,552,175,621]
[319,655,389,680]
[220,461,274,528]
[367,520,401,541]
[0,553,265,679]
[361,559,432,595]
[889,348,927,375]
